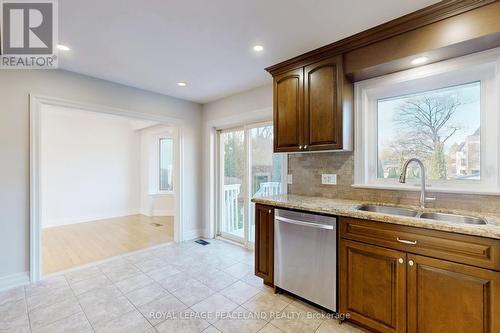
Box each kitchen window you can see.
[354,48,500,194]
[159,137,173,192]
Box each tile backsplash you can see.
[288,152,500,215]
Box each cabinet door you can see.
[254,204,274,286]
[273,68,303,152]
[304,55,343,151]
[340,239,407,333]
[408,254,500,333]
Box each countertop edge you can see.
[252,197,500,240]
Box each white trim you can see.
[0,272,30,292]
[354,47,500,194]
[151,209,175,217]
[183,228,203,241]
[153,191,175,196]
[42,210,141,228]
[30,94,185,283]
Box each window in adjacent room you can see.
[159,138,173,192]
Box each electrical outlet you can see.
[287,174,293,185]
[321,174,337,185]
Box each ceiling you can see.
[58,0,439,104]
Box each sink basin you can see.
[356,204,487,225]
[357,204,419,217]
[419,212,487,225]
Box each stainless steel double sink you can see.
[357,204,487,225]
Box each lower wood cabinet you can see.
[339,217,500,333]
[407,254,499,333]
[339,239,407,333]
[254,204,274,286]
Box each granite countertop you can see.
[251,194,500,240]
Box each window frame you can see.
[354,48,500,195]
[158,136,174,194]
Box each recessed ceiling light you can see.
[57,44,70,51]
[411,56,428,65]
[253,45,264,52]
[177,82,187,87]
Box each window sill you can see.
[352,183,500,196]
[149,191,174,196]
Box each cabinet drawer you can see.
[340,217,500,271]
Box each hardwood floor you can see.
[42,214,174,275]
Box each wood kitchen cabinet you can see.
[407,254,499,333]
[254,204,274,286]
[274,68,303,152]
[270,55,352,153]
[304,56,345,151]
[339,217,500,333]
[339,239,407,333]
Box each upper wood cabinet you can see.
[274,68,303,152]
[271,55,352,153]
[304,55,344,151]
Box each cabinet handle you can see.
[299,145,303,150]
[268,209,272,214]
[397,237,417,245]
[408,260,414,266]
[304,145,308,150]
[398,258,404,264]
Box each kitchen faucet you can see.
[399,158,436,209]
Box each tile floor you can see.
[0,239,369,333]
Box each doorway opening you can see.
[217,122,286,247]
[30,96,184,281]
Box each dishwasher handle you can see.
[275,216,334,230]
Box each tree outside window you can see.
[377,82,480,181]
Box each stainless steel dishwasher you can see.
[274,208,337,311]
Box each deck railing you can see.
[223,184,241,233]
[223,182,282,235]
[255,182,281,197]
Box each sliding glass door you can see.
[220,129,246,240]
[218,123,285,245]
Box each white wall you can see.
[202,84,272,122]
[40,106,141,227]
[0,69,202,284]
[201,84,273,238]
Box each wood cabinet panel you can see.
[254,204,274,286]
[407,254,500,333]
[340,217,500,271]
[340,239,407,333]
[304,55,343,150]
[273,68,303,152]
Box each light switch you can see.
[321,174,337,185]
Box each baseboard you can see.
[183,228,203,241]
[43,209,141,228]
[152,209,175,217]
[0,272,30,292]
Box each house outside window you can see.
[354,48,500,194]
